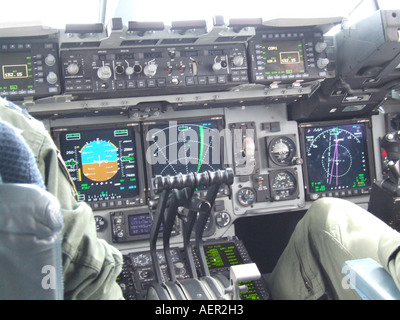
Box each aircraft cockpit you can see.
[1,0,400,302]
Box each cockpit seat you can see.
[0,119,64,300]
[342,258,400,300]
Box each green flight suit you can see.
[268,197,400,299]
[0,98,124,300]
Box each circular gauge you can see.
[268,136,296,166]
[131,253,152,267]
[237,187,256,206]
[215,211,231,228]
[270,170,297,200]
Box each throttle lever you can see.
[162,189,180,283]
[195,183,220,277]
[149,188,170,284]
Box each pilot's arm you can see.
[0,98,124,300]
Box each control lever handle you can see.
[195,169,234,277]
[149,188,170,284]
[162,189,180,283]
[152,169,234,193]
[228,263,261,300]
[195,183,220,277]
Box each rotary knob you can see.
[144,63,157,77]
[45,54,56,66]
[67,63,79,75]
[232,55,244,67]
[97,65,112,80]
[315,42,327,53]
[212,62,222,72]
[125,66,134,76]
[46,72,58,84]
[317,58,330,69]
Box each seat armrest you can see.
[342,258,400,300]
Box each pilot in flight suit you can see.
[0,97,124,300]
[267,197,400,300]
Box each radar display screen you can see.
[300,120,374,198]
[260,40,305,76]
[144,119,224,178]
[55,125,140,204]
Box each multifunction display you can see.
[259,40,305,76]
[248,29,335,83]
[53,125,144,209]
[300,120,375,200]
[144,119,224,178]
[0,39,60,99]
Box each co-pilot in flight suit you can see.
[268,197,400,300]
[0,98,124,300]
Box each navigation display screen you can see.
[300,121,374,197]
[144,119,224,178]
[55,125,140,204]
[260,40,305,75]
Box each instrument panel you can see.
[1,13,392,251]
[1,13,394,301]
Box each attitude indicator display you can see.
[56,126,140,206]
[300,121,375,199]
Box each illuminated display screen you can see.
[302,122,373,194]
[203,242,262,300]
[128,213,162,236]
[0,51,34,91]
[259,40,305,75]
[57,126,140,203]
[145,119,223,179]
[203,242,243,269]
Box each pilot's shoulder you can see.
[0,97,31,117]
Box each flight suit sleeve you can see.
[37,121,124,300]
[0,100,124,300]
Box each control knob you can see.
[46,72,58,84]
[317,58,330,69]
[315,42,327,53]
[97,65,112,80]
[134,64,143,73]
[125,66,134,76]
[115,65,125,75]
[45,54,56,66]
[232,55,244,67]
[67,63,79,75]
[144,63,157,77]
[212,62,222,72]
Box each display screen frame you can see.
[142,116,226,196]
[52,122,146,210]
[299,119,376,200]
[0,51,35,92]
